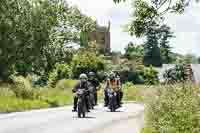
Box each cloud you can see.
[166,4,200,56]
[66,0,200,56]
[170,32,199,54]
[67,0,115,25]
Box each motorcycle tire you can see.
[111,102,115,112]
[78,102,82,118]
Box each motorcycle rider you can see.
[72,73,90,112]
[88,72,100,105]
[104,72,121,107]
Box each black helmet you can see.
[88,72,95,77]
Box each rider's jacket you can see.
[105,79,120,92]
[88,79,100,91]
[72,82,89,93]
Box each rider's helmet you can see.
[88,71,95,79]
[79,73,88,83]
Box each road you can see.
[0,103,144,133]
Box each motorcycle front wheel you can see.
[77,100,82,118]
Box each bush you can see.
[143,66,158,85]
[143,84,200,133]
[121,66,158,85]
[55,79,78,90]
[122,82,155,101]
[0,76,74,112]
[40,87,73,107]
[71,48,105,78]
[48,63,71,86]
[0,84,15,97]
[163,64,186,83]
[10,76,36,99]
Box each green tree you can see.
[143,22,162,67]
[0,0,58,79]
[183,54,198,64]
[48,63,71,86]
[124,42,144,60]
[114,0,200,39]
[0,0,96,80]
[71,43,105,78]
[159,25,174,64]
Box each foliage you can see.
[43,90,72,107]
[10,76,37,99]
[0,84,15,97]
[122,82,159,102]
[0,0,96,80]
[119,65,158,85]
[143,23,162,67]
[128,0,159,37]
[119,69,144,84]
[143,23,174,66]
[0,77,78,112]
[55,79,78,90]
[0,0,60,79]
[163,64,186,83]
[144,84,200,133]
[48,64,71,86]
[123,82,142,101]
[71,43,105,78]
[183,54,198,64]
[115,0,199,37]
[159,25,174,64]
[143,66,159,85]
[124,42,144,60]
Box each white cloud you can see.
[67,0,115,25]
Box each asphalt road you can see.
[0,103,144,133]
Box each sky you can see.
[67,0,200,56]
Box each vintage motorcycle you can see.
[76,89,88,118]
[107,89,118,112]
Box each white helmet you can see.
[79,73,88,81]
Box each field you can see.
[0,78,78,113]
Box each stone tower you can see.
[88,22,111,54]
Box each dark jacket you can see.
[88,79,100,89]
[72,81,89,93]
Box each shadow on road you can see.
[105,110,123,112]
[72,116,96,119]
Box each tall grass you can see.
[0,97,49,113]
[141,83,200,133]
[0,76,78,112]
[122,82,159,102]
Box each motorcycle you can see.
[107,89,118,112]
[76,89,88,118]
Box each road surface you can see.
[0,103,144,133]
